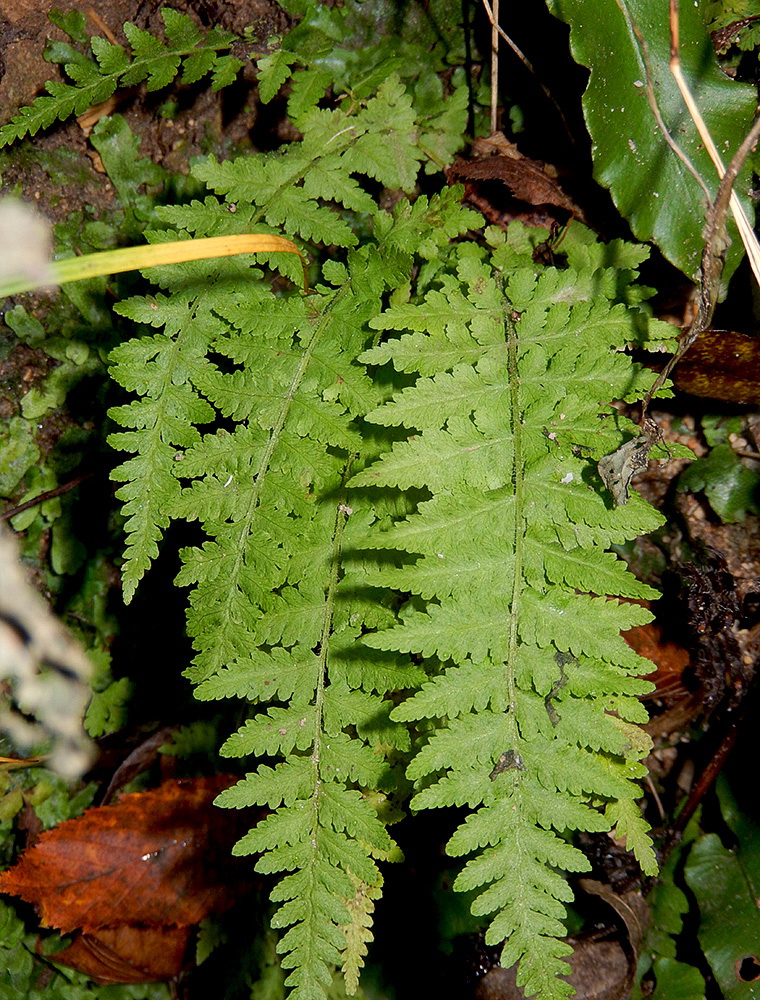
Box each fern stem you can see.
[504,303,522,734]
[309,480,353,816]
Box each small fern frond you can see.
[0,9,242,147]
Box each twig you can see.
[0,474,94,523]
[641,111,760,419]
[480,0,576,145]
[86,7,119,45]
[599,5,760,502]
[486,0,499,134]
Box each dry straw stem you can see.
[486,0,500,134]
[0,233,306,298]
[479,0,574,144]
[602,99,760,502]
[614,0,712,201]
[667,0,760,289]
[602,110,760,502]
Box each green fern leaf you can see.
[211,54,246,90]
[161,7,204,48]
[94,41,489,994]
[353,222,677,997]
[258,49,300,103]
[0,9,242,147]
[107,243,257,602]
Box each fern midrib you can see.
[503,299,524,734]
[204,280,355,669]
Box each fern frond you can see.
[354,223,674,998]
[0,9,242,147]
[173,197,473,999]
[97,41,475,993]
[107,172,471,999]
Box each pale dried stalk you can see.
[480,0,573,143]
[488,0,499,134]
[669,0,760,288]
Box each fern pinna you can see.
[0,8,243,148]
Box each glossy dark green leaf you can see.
[651,957,706,999]
[547,0,757,283]
[685,782,760,998]
[679,443,760,522]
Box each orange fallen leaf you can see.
[0,775,251,935]
[622,621,691,701]
[46,925,192,984]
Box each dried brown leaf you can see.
[0,775,251,933]
[49,925,191,984]
[450,133,587,227]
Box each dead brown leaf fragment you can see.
[46,925,192,985]
[0,775,250,934]
[449,133,588,228]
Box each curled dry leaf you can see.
[0,775,254,982]
[449,132,587,229]
[46,925,192,985]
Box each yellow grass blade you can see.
[669,2,760,288]
[0,232,306,297]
